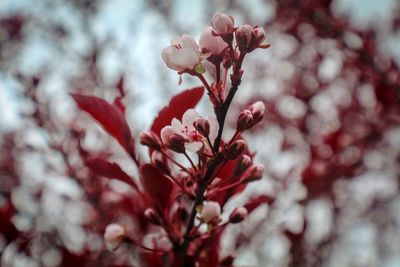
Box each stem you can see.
[184,152,197,171]
[215,62,221,83]
[212,52,245,152]
[179,52,246,266]
[197,74,212,94]
[179,158,221,266]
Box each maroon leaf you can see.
[71,94,135,159]
[150,86,204,136]
[140,164,173,211]
[85,158,139,191]
[244,195,274,213]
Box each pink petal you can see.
[182,109,199,128]
[160,126,176,144]
[185,141,203,152]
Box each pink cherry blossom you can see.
[161,34,202,72]
[211,12,234,35]
[160,109,218,153]
[199,26,228,55]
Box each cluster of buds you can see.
[237,101,266,131]
[161,12,269,106]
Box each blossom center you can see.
[182,126,203,142]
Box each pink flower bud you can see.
[229,207,248,223]
[234,155,252,176]
[151,151,170,175]
[160,126,187,153]
[161,34,202,72]
[144,208,162,225]
[199,26,228,55]
[226,140,246,160]
[193,117,210,137]
[237,109,254,131]
[200,201,221,223]
[235,24,253,52]
[211,12,234,35]
[242,163,265,183]
[139,131,161,150]
[253,26,267,47]
[104,223,126,250]
[249,101,265,125]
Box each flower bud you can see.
[193,117,210,137]
[249,101,265,125]
[200,201,221,223]
[235,24,253,52]
[253,26,267,47]
[237,109,254,131]
[104,223,126,250]
[211,12,234,35]
[144,208,162,225]
[139,131,161,150]
[234,155,252,176]
[242,164,265,183]
[229,207,248,223]
[151,151,170,175]
[226,140,246,160]
[168,133,187,153]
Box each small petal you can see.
[160,126,176,144]
[182,109,200,128]
[185,141,203,152]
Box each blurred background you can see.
[1,0,400,266]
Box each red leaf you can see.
[150,87,204,136]
[71,94,135,159]
[140,164,173,211]
[244,195,274,213]
[85,158,139,191]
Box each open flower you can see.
[199,26,228,55]
[161,109,218,153]
[162,34,203,72]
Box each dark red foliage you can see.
[150,87,205,136]
[140,164,173,212]
[71,93,136,159]
[85,157,139,191]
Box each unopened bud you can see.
[139,131,161,150]
[193,117,210,137]
[211,12,234,35]
[242,164,265,183]
[226,140,246,160]
[235,24,253,52]
[249,101,265,125]
[144,208,162,225]
[167,133,187,153]
[200,201,221,223]
[104,223,126,250]
[234,155,252,176]
[237,109,254,131]
[151,151,170,175]
[253,26,267,47]
[229,207,248,223]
